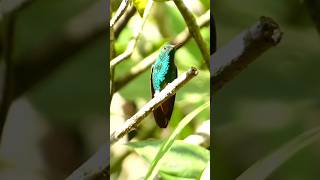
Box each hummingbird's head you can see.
[161,44,175,54]
[160,44,180,58]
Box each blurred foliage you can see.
[1,0,107,179]
[143,102,209,179]
[15,0,108,123]
[128,140,209,179]
[111,0,210,179]
[133,0,148,16]
[213,0,320,179]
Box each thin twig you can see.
[110,28,116,100]
[110,68,116,103]
[173,0,210,69]
[212,16,282,93]
[305,0,320,34]
[114,50,158,92]
[113,4,137,38]
[0,14,15,141]
[110,67,199,144]
[172,10,210,48]
[113,10,210,92]
[110,0,154,69]
[110,0,129,28]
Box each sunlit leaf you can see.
[133,0,172,16]
[160,172,196,180]
[127,140,209,179]
[132,0,148,16]
[144,102,209,179]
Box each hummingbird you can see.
[151,44,178,128]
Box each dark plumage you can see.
[151,44,178,128]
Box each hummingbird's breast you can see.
[152,54,172,92]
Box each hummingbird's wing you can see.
[151,66,155,97]
[159,65,177,127]
[150,65,177,128]
[151,66,171,128]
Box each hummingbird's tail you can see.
[153,94,175,128]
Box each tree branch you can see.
[305,0,320,34]
[110,0,129,28]
[67,67,198,179]
[110,29,116,100]
[111,67,199,144]
[113,5,137,38]
[173,0,210,69]
[110,0,153,69]
[212,16,282,93]
[113,10,210,92]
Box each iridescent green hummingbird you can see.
[151,44,178,128]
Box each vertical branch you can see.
[113,5,137,38]
[109,4,136,100]
[110,0,154,69]
[109,0,153,102]
[110,28,116,100]
[0,14,15,141]
[110,0,129,28]
[173,0,210,69]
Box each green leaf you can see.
[128,140,210,179]
[160,172,196,180]
[132,0,148,16]
[236,127,320,180]
[133,0,171,16]
[145,101,209,179]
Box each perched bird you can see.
[151,44,178,128]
